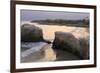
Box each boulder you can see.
[52,31,82,58]
[79,38,89,59]
[21,24,43,42]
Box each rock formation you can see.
[52,31,82,58]
[21,24,43,42]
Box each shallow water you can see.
[21,42,47,58]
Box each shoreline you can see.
[21,22,89,63]
[21,44,81,63]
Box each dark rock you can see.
[21,24,43,42]
[43,40,52,44]
[52,31,82,58]
[79,38,89,59]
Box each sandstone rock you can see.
[21,24,43,42]
[52,31,82,58]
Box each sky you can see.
[21,10,90,21]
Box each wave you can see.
[21,42,47,58]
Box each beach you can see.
[21,22,89,63]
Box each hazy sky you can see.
[21,10,89,21]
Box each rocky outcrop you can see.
[21,24,43,42]
[52,31,83,58]
[79,38,89,59]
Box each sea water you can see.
[21,42,47,58]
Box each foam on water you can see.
[21,42,47,58]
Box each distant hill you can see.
[31,19,89,27]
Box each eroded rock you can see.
[52,31,82,58]
[21,24,43,42]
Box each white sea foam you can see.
[21,42,47,58]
